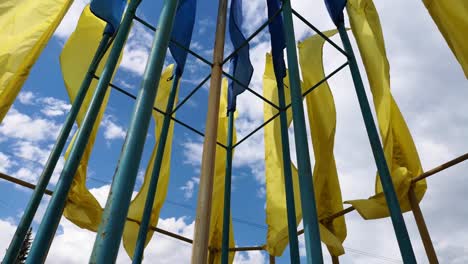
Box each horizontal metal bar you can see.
[92,75,227,149]
[232,111,280,149]
[222,70,280,110]
[133,15,213,67]
[0,172,271,251]
[291,8,347,57]
[171,73,211,114]
[284,62,348,110]
[297,152,468,235]
[411,153,468,183]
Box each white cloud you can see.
[180,177,200,199]
[54,0,89,41]
[101,115,126,141]
[233,251,267,264]
[37,97,71,117]
[0,152,15,173]
[182,139,203,168]
[119,23,154,75]
[17,91,36,105]
[0,108,60,142]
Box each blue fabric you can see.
[169,0,197,76]
[324,0,347,26]
[266,0,286,79]
[227,0,254,112]
[90,0,127,34]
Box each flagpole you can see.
[337,22,417,263]
[2,31,111,264]
[281,1,324,263]
[132,70,181,264]
[191,0,228,262]
[89,0,179,262]
[276,78,301,263]
[26,0,141,259]
[221,110,234,264]
[408,187,439,263]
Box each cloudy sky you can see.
[1,0,467,263]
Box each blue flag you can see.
[324,0,347,26]
[169,0,197,76]
[266,0,286,79]
[90,0,127,34]
[228,0,254,112]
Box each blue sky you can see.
[1,0,468,263]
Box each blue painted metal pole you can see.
[281,1,323,263]
[337,22,416,263]
[276,78,301,263]
[90,0,179,262]
[132,71,181,264]
[26,1,142,262]
[2,32,111,264]
[221,110,234,264]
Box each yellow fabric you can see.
[345,0,426,219]
[263,54,302,257]
[61,6,121,231]
[0,0,72,121]
[264,29,347,256]
[422,0,468,78]
[122,65,179,257]
[298,31,346,256]
[206,78,236,263]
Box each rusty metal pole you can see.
[408,187,439,263]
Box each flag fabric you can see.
[122,65,179,257]
[298,30,346,257]
[90,0,127,34]
[345,0,426,219]
[422,0,468,78]
[264,31,346,255]
[263,53,302,256]
[266,0,286,79]
[227,0,254,112]
[0,0,72,122]
[168,0,197,75]
[61,5,123,231]
[207,78,236,263]
[324,0,347,26]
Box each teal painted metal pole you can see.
[281,1,323,263]
[221,110,234,264]
[26,1,141,262]
[276,78,301,263]
[90,0,179,262]
[337,22,416,263]
[132,71,181,264]
[2,32,111,264]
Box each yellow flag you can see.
[263,54,302,257]
[264,33,346,256]
[61,5,121,231]
[207,78,236,263]
[345,0,426,219]
[122,65,179,257]
[422,0,468,78]
[298,31,347,256]
[0,0,72,121]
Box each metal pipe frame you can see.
[1,150,466,258]
[2,31,112,264]
[90,0,179,262]
[132,70,182,263]
[337,21,416,263]
[221,111,235,264]
[26,0,142,261]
